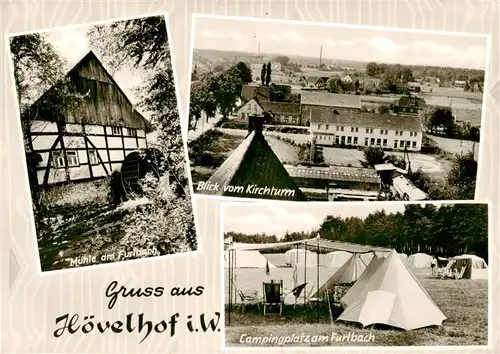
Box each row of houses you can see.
[236,85,426,151]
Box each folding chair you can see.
[263,280,284,315]
[237,289,261,313]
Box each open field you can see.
[427,135,479,157]
[225,265,488,347]
[321,146,452,179]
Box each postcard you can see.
[221,200,490,348]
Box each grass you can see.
[225,267,488,347]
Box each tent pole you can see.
[304,241,307,306]
[317,237,320,324]
[228,249,232,326]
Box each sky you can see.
[223,202,411,240]
[193,17,488,70]
[38,24,143,105]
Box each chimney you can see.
[248,115,264,135]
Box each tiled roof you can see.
[396,95,427,108]
[285,165,380,184]
[259,101,301,116]
[301,91,361,109]
[309,107,422,132]
[240,85,270,102]
[199,130,307,201]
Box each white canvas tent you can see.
[325,251,353,268]
[408,253,433,268]
[285,249,316,267]
[399,253,408,263]
[338,251,446,330]
[311,254,370,298]
[445,254,488,280]
[224,250,276,268]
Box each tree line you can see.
[423,107,480,142]
[366,61,485,89]
[189,61,253,130]
[224,203,488,261]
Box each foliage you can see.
[273,55,290,67]
[9,33,66,105]
[189,61,252,124]
[226,204,488,260]
[424,107,455,136]
[447,151,477,199]
[407,150,477,200]
[360,147,386,167]
[326,77,343,93]
[366,62,380,77]
[298,142,324,165]
[261,64,266,86]
[188,129,223,162]
[87,15,196,252]
[265,62,272,86]
[121,174,197,253]
[88,15,169,72]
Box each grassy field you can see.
[225,263,488,347]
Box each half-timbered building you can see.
[23,51,151,187]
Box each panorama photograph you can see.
[187,16,487,202]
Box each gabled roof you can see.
[301,91,361,109]
[259,101,301,116]
[309,107,422,132]
[199,121,307,201]
[25,50,152,132]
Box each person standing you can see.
[431,256,437,276]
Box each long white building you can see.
[309,107,423,151]
[24,51,150,187]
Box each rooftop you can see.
[392,175,428,201]
[309,107,422,132]
[240,84,271,102]
[259,101,301,115]
[301,91,361,109]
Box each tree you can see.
[261,64,266,85]
[87,15,197,252]
[447,151,477,200]
[424,107,455,136]
[9,33,69,139]
[360,147,386,167]
[265,62,272,86]
[10,34,66,104]
[366,62,379,77]
[354,79,360,91]
[401,67,414,82]
[326,77,343,93]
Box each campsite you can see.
[223,202,489,347]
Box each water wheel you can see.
[120,148,165,197]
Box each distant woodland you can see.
[224,203,488,261]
